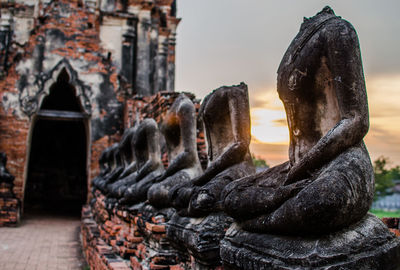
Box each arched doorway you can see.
[24,69,89,215]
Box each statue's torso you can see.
[162,112,184,161]
[202,91,235,162]
[277,15,343,164]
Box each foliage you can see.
[369,209,400,218]
[373,156,399,199]
[252,154,269,168]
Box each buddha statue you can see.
[119,118,164,205]
[0,152,15,197]
[222,6,374,235]
[169,83,255,216]
[95,144,124,194]
[106,127,138,199]
[147,94,203,208]
[92,147,112,190]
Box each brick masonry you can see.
[81,91,220,270]
[0,196,19,226]
[83,197,400,270]
[0,0,180,220]
[83,91,400,269]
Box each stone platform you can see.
[0,197,19,226]
[0,182,20,227]
[167,212,233,268]
[221,213,400,270]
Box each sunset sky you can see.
[174,0,400,166]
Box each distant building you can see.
[0,0,180,213]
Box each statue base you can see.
[167,212,233,267]
[221,213,400,270]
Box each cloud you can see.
[272,119,287,127]
[250,138,289,166]
[250,108,289,144]
[249,86,284,111]
[175,1,400,167]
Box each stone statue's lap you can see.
[122,170,162,205]
[224,145,373,234]
[148,171,191,208]
[189,161,254,214]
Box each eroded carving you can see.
[223,6,374,235]
[95,144,124,194]
[119,118,164,205]
[147,94,203,208]
[91,146,113,191]
[170,83,255,216]
[0,152,15,197]
[106,127,138,199]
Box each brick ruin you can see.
[0,0,180,222]
[1,2,400,270]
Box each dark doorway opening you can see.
[24,69,88,216]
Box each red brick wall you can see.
[0,83,30,201]
[0,0,122,204]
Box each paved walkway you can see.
[0,214,87,270]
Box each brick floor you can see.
[0,213,88,270]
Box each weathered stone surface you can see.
[223,6,374,235]
[0,0,180,213]
[95,144,124,194]
[221,214,400,270]
[134,203,180,267]
[167,212,233,266]
[170,83,255,217]
[119,118,164,206]
[147,93,203,209]
[92,146,113,191]
[106,127,139,199]
[0,153,14,186]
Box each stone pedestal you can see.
[132,203,181,269]
[221,213,400,270]
[167,212,233,267]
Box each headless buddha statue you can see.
[96,144,124,194]
[92,148,111,191]
[119,118,164,205]
[170,83,255,216]
[0,153,14,184]
[223,7,374,235]
[147,94,203,208]
[0,153,15,197]
[107,127,138,199]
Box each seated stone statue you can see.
[0,152,14,184]
[118,127,138,179]
[169,83,255,216]
[106,127,138,198]
[223,7,374,235]
[96,144,124,194]
[119,118,164,205]
[92,147,113,190]
[0,152,15,197]
[147,94,203,209]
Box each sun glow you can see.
[250,108,289,144]
[248,74,400,165]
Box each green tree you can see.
[390,165,400,180]
[252,154,269,169]
[373,156,395,199]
